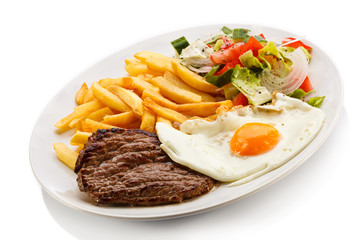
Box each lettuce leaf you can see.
[239,50,264,69]
[231,65,272,106]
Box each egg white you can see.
[156,93,326,186]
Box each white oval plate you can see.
[30,24,343,220]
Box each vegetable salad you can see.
[171,26,325,107]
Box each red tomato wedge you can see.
[282,37,312,51]
[233,36,264,57]
[210,42,245,64]
[219,36,234,49]
[232,92,249,106]
[210,37,264,65]
[298,76,313,92]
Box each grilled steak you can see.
[75,128,214,206]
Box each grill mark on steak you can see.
[75,128,214,206]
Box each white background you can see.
[1,0,358,239]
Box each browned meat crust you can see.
[75,128,214,206]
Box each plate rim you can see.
[29,23,344,220]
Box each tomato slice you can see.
[232,92,249,106]
[210,42,244,64]
[210,36,264,65]
[219,36,234,49]
[299,76,313,92]
[232,36,264,57]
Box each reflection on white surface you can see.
[42,109,347,239]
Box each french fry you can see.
[70,131,91,146]
[76,145,84,153]
[156,116,172,126]
[145,56,174,74]
[53,143,78,170]
[75,121,83,132]
[140,108,156,132]
[75,83,88,105]
[99,77,126,88]
[83,83,95,103]
[54,111,77,131]
[69,107,113,129]
[136,73,154,82]
[102,111,137,127]
[149,76,202,104]
[69,116,84,129]
[123,77,159,94]
[106,85,144,116]
[143,97,187,123]
[177,100,233,117]
[81,118,117,133]
[171,61,219,94]
[163,71,216,102]
[142,89,178,110]
[86,107,114,122]
[125,63,149,76]
[125,58,141,65]
[74,99,104,118]
[134,51,179,64]
[91,82,131,113]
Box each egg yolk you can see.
[230,122,280,156]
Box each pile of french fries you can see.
[53,51,234,170]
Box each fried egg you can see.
[156,93,326,186]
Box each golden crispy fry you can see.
[54,111,77,131]
[70,131,91,146]
[177,100,233,117]
[145,56,175,74]
[102,111,137,127]
[149,76,202,104]
[81,118,117,133]
[142,89,178,110]
[156,116,172,126]
[171,61,219,94]
[83,83,95,103]
[75,83,88,105]
[143,97,187,123]
[86,107,114,122]
[123,77,159,94]
[76,145,84,153]
[125,58,141,65]
[68,116,84,129]
[106,85,144,116]
[134,51,179,63]
[74,99,104,118]
[140,108,156,132]
[125,63,149,76]
[136,73,154,82]
[163,71,216,102]
[91,82,131,113]
[75,121,83,132]
[99,77,126,88]
[53,143,78,170]
[69,107,114,129]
